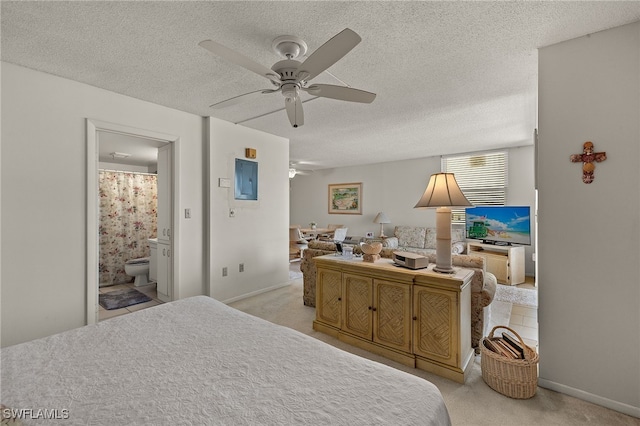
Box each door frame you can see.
[86,118,179,324]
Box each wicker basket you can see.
[481,325,538,399]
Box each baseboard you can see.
[538,378,640,419]
[221,282,291,304]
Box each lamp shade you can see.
[373,211,391,224]
[414,173,472,208]
[414,173,471,273]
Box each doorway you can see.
[86,119,178,325]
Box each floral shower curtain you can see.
[99,171,157,286]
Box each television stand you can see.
[467,242,525,285]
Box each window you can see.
[442,151,508,223]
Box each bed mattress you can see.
[1,296,450,425]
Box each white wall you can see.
[208,117,290,302]
[538,22,639,416]
[291,156,440,236]
[291,146,536,275]
[1,62,205,346]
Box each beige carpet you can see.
[229,272,637,426]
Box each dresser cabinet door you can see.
[157,145,172,243]
[316,267,343,328]
[413,285,458,367]
[373,280,412,353]
[156,242,171,302]
[342,273,373,340]
[485,255,509,283]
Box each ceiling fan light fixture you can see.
[110,152,131,159]
[281,83,299,100]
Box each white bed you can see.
[1,296,450,425]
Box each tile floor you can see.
[98,281,164,321]
[506,277,538,350]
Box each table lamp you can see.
[373,212,391,237]
[414,173,471,273]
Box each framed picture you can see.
[234,158,258,200]
[328,182,362,215]
[365,231,374,239]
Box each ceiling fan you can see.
[199,28,376,128]
[289,162,314,179]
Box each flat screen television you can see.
[465,206,531,246]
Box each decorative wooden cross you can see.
[570,141,607,184]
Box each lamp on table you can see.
[414,173,471,273]
[373,212,391,238]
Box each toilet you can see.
[124,257,150,287]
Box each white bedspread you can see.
[1,296,450,425]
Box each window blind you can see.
[442,151,508,223]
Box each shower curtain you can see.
[99,171,157,286]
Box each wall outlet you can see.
[239,263,244,272]
[185,208,191,219]
[222,267,228,277]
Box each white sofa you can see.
[381,226,466,255]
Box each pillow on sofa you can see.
[452,228,465,243]
[425,228,465,249]
[425,228,437,249]
[395,226,427,248]
[452,241,466,254]
[382,237,399,249]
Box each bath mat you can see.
[99,288,152,310]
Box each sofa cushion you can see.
[395,226,428,249]
[424,228,435,249]
[424,228,465,249]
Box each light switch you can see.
[219,178,231,188]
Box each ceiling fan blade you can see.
[296,28,361,81]
[209,89,278,109]
[285,97,304,128]
[235,97,319,125]
[199,40,280,84]
[303,84,376,103]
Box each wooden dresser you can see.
[313,254,474,383]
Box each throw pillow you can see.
[452,241,466,254]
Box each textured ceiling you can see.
[2,1,640,171]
